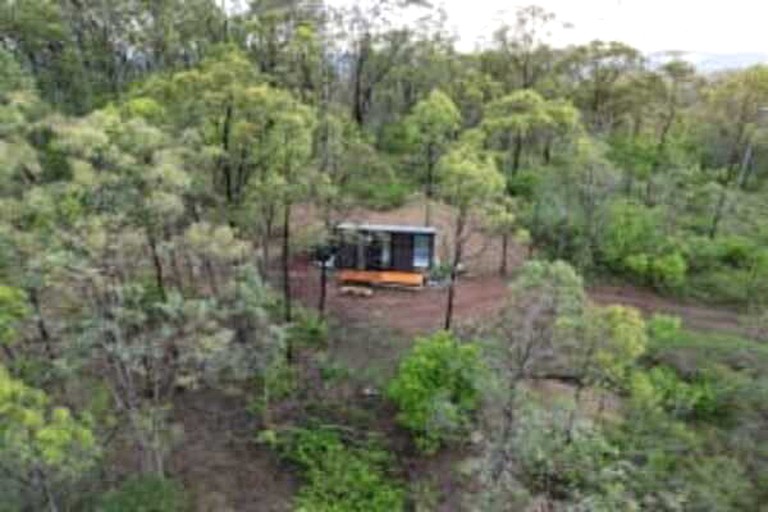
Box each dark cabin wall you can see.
[391,233,415,271]
[336,239,358,269]
[334,230,434,272]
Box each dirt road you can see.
[290,199,747,337]
[292,261,747,337]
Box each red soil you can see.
[291,260,746,338]
[290,197,748,337]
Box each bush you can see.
[646,314,682,345]
[288,309,329,349]
[649,251,687,290]
[686,267,768,305]
[601,200,664,267]
[600,201,687,290]
[278,428,404,512]
[640,366,716,419]
[97,475,186,512]
[349,179,411,211]
[511,397,627,502]
[387,331,486,453]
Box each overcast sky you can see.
[433,0,768,54]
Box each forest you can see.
[2,0,768,510]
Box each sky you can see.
[434,0,768,55]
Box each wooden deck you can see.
[337,269,425,287]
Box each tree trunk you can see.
[645,178,654,206]
[737,143,754,190]
[352,38,369,127]
[425,143,435,226]
[220,102,234,204]
[444,212,466,330]
[35,467,59,512]
[147,231,167,300]
[319,259,328,317]
[444,271,457,331]
[711,141,752,239]
[282,203,293,324]
[500,233,509,276]
[28,288,54,359]
[512,131,524,173]
[261,204,275,279]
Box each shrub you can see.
[511,397,626,502]
[97,475,186,512]
[387,331,486,453]
[279,428,404,512]
[641,366,714,419]
[649,251,687,290]
[686,269,750,304]
[601,200,664,268]
[351,179,410,211]
[287,309,329,349]
[646,314,682,345]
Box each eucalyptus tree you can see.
[525,136,621,268]
[405,89,461,224]
[0,0,227,113]
[22,104,288,477]
[267,92,316,323]
[0,365,99,511]
[559,41,644,133]
[335,0,436,128]
[700,65,768,238]
[483,195,520,276]
[475,260,585,500]
[236,0,330,103]
[436,139,504,330]
[607,59,698,203]
[483,89,580,177]
[480,6,560,92]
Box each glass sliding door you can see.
[412,234,431,269]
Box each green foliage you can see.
[288,309,329,349]
[0,285,28,345]
[583,305,648,389]
[387,331,486,453]
[97,475,187,512]
[437,143,505,212]
[510,376,757,510]
[0,50,32,99]
[511,259,586,317]
[638,366,718,419]
[278,428,404,512]
[345,172,410,210]
[650,252,687,289]
[620,375,757,511]
[512,398,624,501]
[647,328,768,376]
[4,3,768,508]
[646,314,682,344]
[601,200,687,289]
[248,362,297,421]
[0,366,99,503]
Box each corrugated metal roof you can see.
[335,222,437,235]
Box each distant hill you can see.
[649,51,768,72]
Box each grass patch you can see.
[647,328,768,377]
[274,427,405,512]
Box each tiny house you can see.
[333,223,436,287]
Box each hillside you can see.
[2,1,768,511]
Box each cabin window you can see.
[366,232,391,270]
[379,233,392,268]
[413,234,431,269]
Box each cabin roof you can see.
[335,222,437,235]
